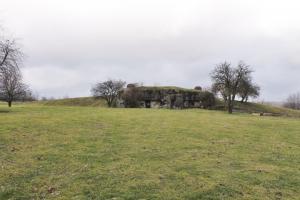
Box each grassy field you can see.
[0,104,300,199]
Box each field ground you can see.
[0,103,300,199]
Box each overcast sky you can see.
[1,0,300,101]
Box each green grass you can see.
[0,104,300,199]
[215,101,300,118]
[37,97,107,107]
[138,86,201,93]
[26,96,300,118]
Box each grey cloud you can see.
[1,0,300,100]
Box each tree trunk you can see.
[227,93,236,114]
[241,96,245,103]
[8,101,12,107]
[227,99,233,114]
[228,103,233,114]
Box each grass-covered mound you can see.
[3,95,300,118]
[0,104,299,199]
[214,100,300,118]
[138,86,202,93]
[32,96,300,118]
[235,102,300,117]
[39,97,107,107]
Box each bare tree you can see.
[19,87,37,102]
[0,39,22,74]
[0,32,27,107]
[91,79,126,107]
[0,64,29,107]
[211,61,253,113]
[284,92,300,110]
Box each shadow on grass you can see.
[0,110,10,113]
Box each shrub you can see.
[122,86,142,108]
[200,91,216,109]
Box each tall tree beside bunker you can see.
[91,79,126,107]
[211,61,254,113]
[0,35,30,107]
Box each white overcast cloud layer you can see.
[1,0,300,100]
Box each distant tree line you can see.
[284,92,300,110]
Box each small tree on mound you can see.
[91,79,126,107]
[211,61,254,113]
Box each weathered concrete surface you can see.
[118,85,215,109]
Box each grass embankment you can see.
[0,104,299,199]
[38,97,107,107]
[32,96,300,118]
[138,86,201,93]
[214,101,300,118]
[235,102,300,117]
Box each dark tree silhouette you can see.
[91,79,126,107]
[0,65,29,107]
[238,78,260,103]
[211,61,253,113]
[0,33,29,107]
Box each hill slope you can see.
[35,97,300,118]
[232,102,300,118]
[39,97,107,107]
